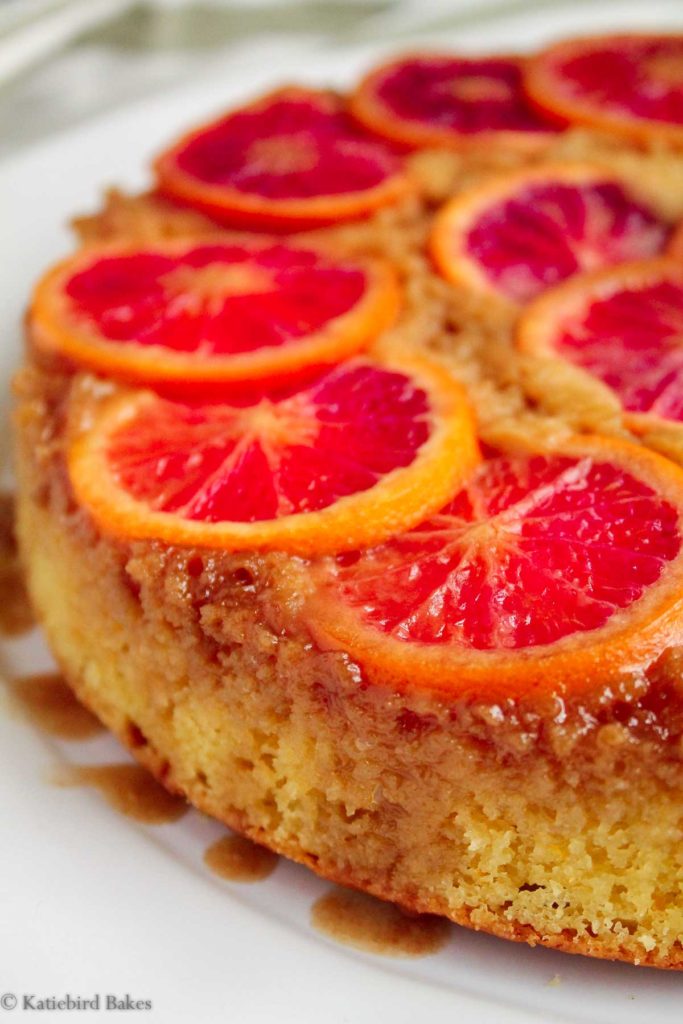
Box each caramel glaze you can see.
[54,763,188,824]
[311,886,451,957]
[135,537,683,765]
[15,360,683,764]
[204,834,278,882]
[0,491,34,636]
[10,672,104,740]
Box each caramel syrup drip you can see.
[311,886,451,957]
[10,673,104,740]
[54,763,188,824]
[204,834,279,882]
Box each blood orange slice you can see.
[310,435,683,699]
[525,34,683,146]
[67,354,480,555]
[350,52,559,152]
[517,259,683,432]
[153,87,412,230]
[430,163,670,304]
[30,237,400,387]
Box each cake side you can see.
[14,360,683,969]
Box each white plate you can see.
[2,10,683,1023]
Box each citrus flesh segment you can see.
[30,237,400,386]
[518,260,683,424]
[67,354,480,555]
[430,164,670,304]
[153,87,412,229]
[310,436,683,699]
[525,34,683,145]
[350,53,559,151]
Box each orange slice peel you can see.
[524,33,683,146]
[350,51,559,152]
[29,236,402,387]
[430,163,670,304]
[153,87,413,230]
[67,353,480,556]
[517,258,683,434]
[309,434,683,699]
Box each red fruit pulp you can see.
[374,56,556,135]
[557,279,683,420]
[107,363,429,523]
[64,242,366,356]
[174,95,401,199]
[551,37,683,126]
[466,180,668,302]
[334,451,680,650]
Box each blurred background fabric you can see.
[0,0,469,156]
[1,0,681,158]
